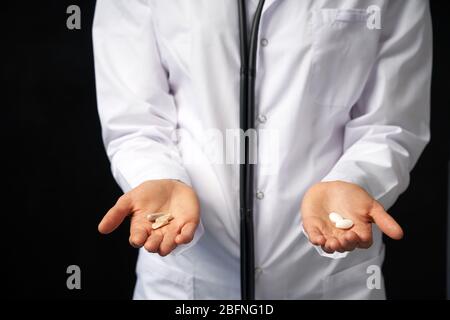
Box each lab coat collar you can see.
[262,0,280,15]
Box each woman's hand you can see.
[301,181,403,253]
[98,179,200,256]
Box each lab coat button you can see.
[256,191,264,200]
[255,267,263,277]
[260,38,269,47]
[257,114,267,124]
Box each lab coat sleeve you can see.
[92,0,191,191]
[322,0,432,210]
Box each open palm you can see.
[98,179,200,256]
[301,181,403,253]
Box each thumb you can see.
[98,194,132,234]
[369,201,404,240]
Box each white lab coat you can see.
[93,0,432,299]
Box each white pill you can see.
[328,212,343,224]
[335,219,354,229]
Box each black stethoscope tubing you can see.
[238,0,266,300]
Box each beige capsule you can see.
[147,212,166,222]
[152,219,169,230]
[151,214,174,230]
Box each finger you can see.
[303,217,327,246]
[324,237,341,253]
[129,217,151,248]
[98,195,132,234]
[158,225,179,256]
[129,229,148,248]
[338,231,360,252]
[321,244,334,254]
[369,202,404,240]
[354,225,373,249]
[144,231,163,253]
[304,226,326,246]
[330,237,344,253]
[175,222,197,245]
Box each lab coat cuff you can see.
[321,171,370,195]
[113,161,192,192]
[300,222,349,259]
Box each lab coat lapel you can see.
[262,0,279,15]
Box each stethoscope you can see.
[237,0,265,300]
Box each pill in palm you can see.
[151,213,174,230]
[328,211,354,229]
[335,219,354,229]
[328,212,343,223]
[152,219,169,230]
[147,212,166,222]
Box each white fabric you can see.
[93,0,431,299]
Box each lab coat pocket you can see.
[309,9,380,109]
[322,247,386,300]
[134,255,194,300]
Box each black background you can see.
[3,1,449,299]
